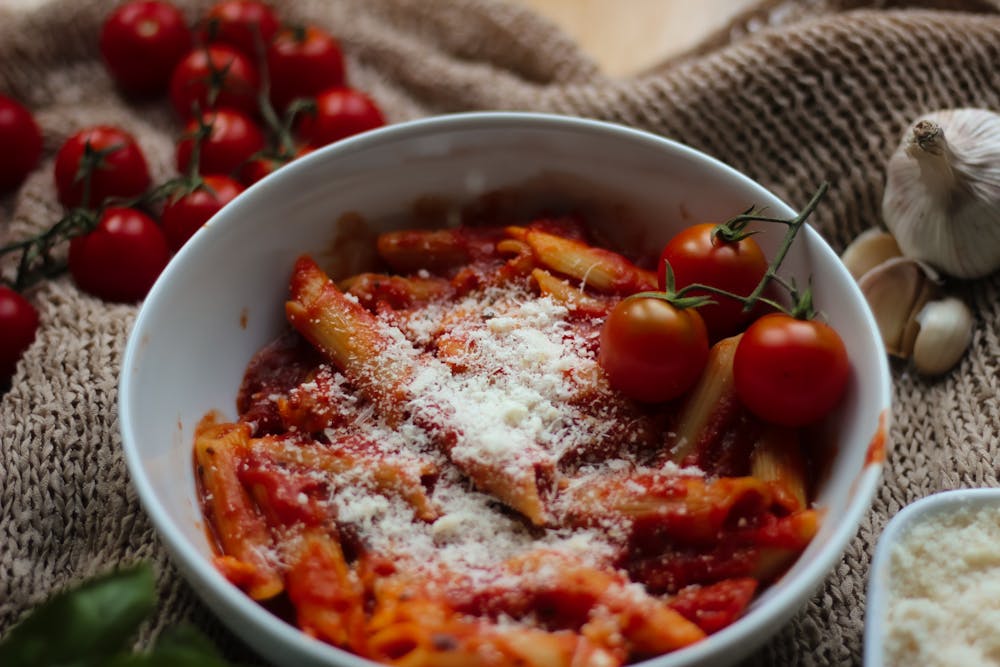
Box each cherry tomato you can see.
[0,95,42,192]
[69,207,170,303]
[100,1,192,96]
[267,25,346,113]
[176,109,265,175]
[238,146,311,186]
[169,44,260,119]
[659,223,768,339]
[0,286,39,387]
[598,296,709,403]
[296,87,385,148]
[199,0,279,59]
[54,126,151,209]
[733,313,850,427]
[162,174,244,251]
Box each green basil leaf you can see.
[0,563,156,667]
[106,624,233,667]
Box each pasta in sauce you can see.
[195,215,820,666]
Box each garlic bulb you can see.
[912,297,974,376]
[882,108,1000,279]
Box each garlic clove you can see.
[857,257,937,358]
[882,108,1000,279]
[840,228,902,280]
[912,297,974,376]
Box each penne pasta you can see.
[668,335,741,464]
[521,228,657,295]
[751,425,809,512]
[286,255,415,424]
[285,529,366,650]
[251,435,440,522]
[195,216,830,666]
[194,415,283,600]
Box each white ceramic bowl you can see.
[864,488,1000,666]
[119,112,891,667]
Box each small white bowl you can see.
[120,112,891,667]
[864,488,1000,667]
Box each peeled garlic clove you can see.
[857,257,937,357]
[912,297,974,376]
[882,108,1000,279]
[840,228,902,280]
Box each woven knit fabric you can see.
[2,1,999,664]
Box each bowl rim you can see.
[863,487,1000,667]
[120,110,891,667]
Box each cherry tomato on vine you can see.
[238,146,311,186]
[296,87,386,148]
[733,313,850,427]
[659,222,768,339]
[100,1,192,96]
[169,44,260,119]
[69,207,169,303]
[176,109,265,175]
[598,296,709,403]
[0,95,42,192]
[162,174,244,251]
[54,126,151,209]
[0,286,39,387]
[267,25,346,113]
[199,0,279,59]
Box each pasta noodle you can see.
[195,215,822,666]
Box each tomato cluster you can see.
[599,216,850,428]
[0,0,389,388]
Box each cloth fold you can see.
[2,1,999,664]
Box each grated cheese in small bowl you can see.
[865,488,1000,667]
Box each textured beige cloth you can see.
[2,0,999,664]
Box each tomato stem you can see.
[741,182,827,313]
[658,182,829,319]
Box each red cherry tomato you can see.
[162,174,244,251]
[199,0,279,59]
[659,223,768,339]
[296,87,385,148]
[267,25,346,113]
[598,296,709,403]
[733,313,850,427]
[0,95,42,192]
[176,109,265,175]
[238,146,311,186]
[54,126,151,209]
[100,1,192,96]
[169,44,260,118]
[0,286,39,387]
[69,207,170,303]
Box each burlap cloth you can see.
[2,0,999,664]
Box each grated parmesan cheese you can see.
[260,275,703,604]
[883,503,1000,666]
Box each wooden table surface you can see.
[1,0,757,77]
[514,0,759,76]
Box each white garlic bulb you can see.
[883,108,1000,279]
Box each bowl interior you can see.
[121,112,890,667]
